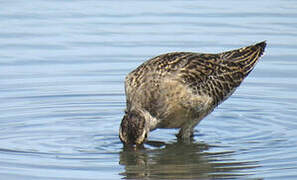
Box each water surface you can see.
[1,0,297,179]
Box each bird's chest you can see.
[156,103,196,128]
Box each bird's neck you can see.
[130,106,159,131]
[142,110,159,131]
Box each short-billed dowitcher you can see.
[119,41,266,146]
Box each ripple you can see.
[1,0,297,179]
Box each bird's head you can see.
[119,109,148,146]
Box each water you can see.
[1,0,297,179]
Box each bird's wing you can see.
[177,41,266,106]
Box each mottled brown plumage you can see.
[119,41,266,145]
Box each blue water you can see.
[0,0,297,179]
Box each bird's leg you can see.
[176,117,202,141]
[176,126,194,140]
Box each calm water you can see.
[1,0,297,179]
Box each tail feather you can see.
[220,41,266,76]
[206,41,267,105]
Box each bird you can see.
[119,41,266,146]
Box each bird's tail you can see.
[220,41,267,76]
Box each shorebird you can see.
[119,41,266,146]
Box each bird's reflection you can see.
[119,140,259,179]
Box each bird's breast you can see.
[153,78,214,128]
